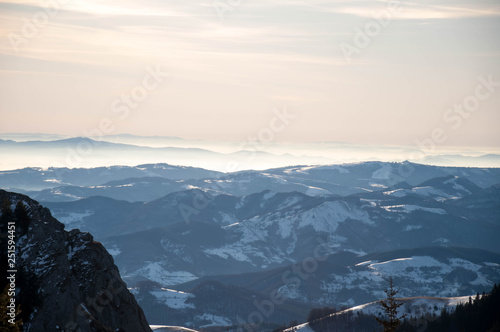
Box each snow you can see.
[368,256,452,282]
[412,186,452,199]
[448,258,481,272]
[470,274,493,287]
[186,185,202,190]
[67,242,87,260]
[383,189,407,197]
[107,247,121,257]
[359,198,379,207]
[43,178,62,183]
[383,186,457,201]
[484,262,500,267]
[404,225,422,231]
[370,183,388,188]
[297,201,373,233]
[433,237,450,244]
[355,260,373,267]
[204,199,374,267]
[320,254,485,301]
[132,262,197,286]
[239,200,372,242]
[52,210,94,230]
[311,165,350,174]
[284,294,476,332]
[341,295,470,317]
[204,245,252,263]
[128,287,139,295]
[372,164,393,180]
[195,313,232,327]
[444,176,471,194]
[278,284,308,302]
[305,186,329,196]
[283,322,314,332]
[150,288,195,309]
[278,219,293,239]
[214,212,237,226]
[381,205,446,215]
[150,325,198,332]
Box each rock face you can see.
[0,190,152,332]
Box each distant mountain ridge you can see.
[3,161,500,202]
[0,138,333,172]
[2,136,500,172]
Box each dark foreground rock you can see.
[0,189,152,332]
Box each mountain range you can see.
[1,135,500,173]
[1,161,499,330]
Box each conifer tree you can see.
[376,277,406,332]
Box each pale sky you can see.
[1,0,499,147]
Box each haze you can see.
[1,0,499,155]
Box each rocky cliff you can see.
[0,189,152,332]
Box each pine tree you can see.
[376,277,406,332]
[14,201,30,232]
[1,198,12,216]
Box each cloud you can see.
[335,2,500,20]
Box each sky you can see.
[1,0,499,148]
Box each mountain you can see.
[452,183,500,209]
[133,246,500,328]
[176,246,500,306]
[3,162,499,329]
[38,174,500,328]
[419,154,500,168]
[0,190,152,331]
[381,175,482,201]
[21,177,191,202]
[0,138,332,172]
[42,177,500,285]
[0,133,68,141]
[261,162,500,191]
[42,177,500,278]
[131,280,313,328]
[0,163,222,191]
[4,161,500,202]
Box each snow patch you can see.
[404,225,422,231]
[196,313,232,327]
[52,210,94,230]
[372,164,393,180]
[133,262,197,286]
[150,288,195,309]
[106,247,121,257]
[381,205,446,215]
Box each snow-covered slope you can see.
[150,326,199,332]
[284,295,475,332]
